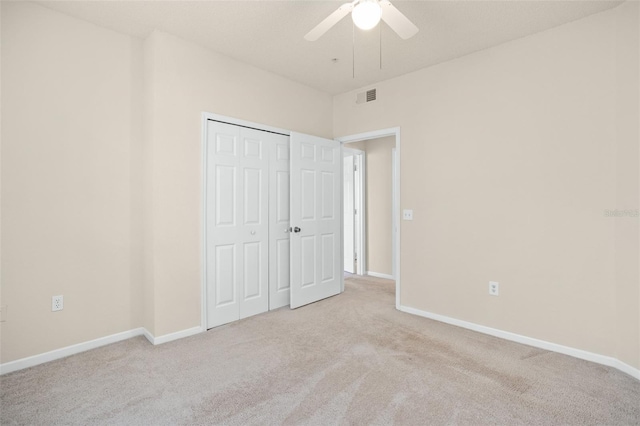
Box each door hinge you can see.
[354,164,357,172]
[354,209,357,215]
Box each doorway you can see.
[338,128,401,309]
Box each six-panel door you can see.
[289,132,342,309]
[207,122,271,328]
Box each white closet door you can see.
[269,136,291,310]
[289,132,342,309]
[206,121,269,328]
[238,127,270,320]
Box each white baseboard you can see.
[144,326,204,345]
[1,325,205,375]
[399,305,640,381]
[366,271,394,280]
[0,328,145,375]
[614,359,640,380]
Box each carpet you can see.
[1,275,639,425]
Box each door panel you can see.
[276,172,289,222]
[215,245,236,306]
[243,168,262,224]
[216,133,236,155]
[216,166,236,226]
[321,234,335,281]
[207,122,242,327]
[290,132,342,309]
[237,128,269,320]
[269,134,292,310]
[301,170,316,220]
[301,235,316,287]
[276,239,290,290]
[321,172,334,218]
[243,242,261,299]
[207,121,270,328]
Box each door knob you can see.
[250,231,256,235]
[293,227,301,233]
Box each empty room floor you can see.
[1,275,639,425]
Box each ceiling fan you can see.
[305,0,419,41]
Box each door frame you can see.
[342,147,366,275]
[337,127,401,309]
[201,112,291,330]
[391,147,397,279]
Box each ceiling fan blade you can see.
[304,3,354,41]
[379,0,419,40]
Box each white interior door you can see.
[206,121,270,328]
[269,135,291,310]
[343,154,355,273]
[289,132,342,309]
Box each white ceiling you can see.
[35,0,624,95]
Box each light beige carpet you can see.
[1,275,639,425]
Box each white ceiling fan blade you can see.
[380,0,419,40]
[304,3,354,41]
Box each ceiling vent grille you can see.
[356,88,377,104]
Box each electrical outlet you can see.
[489,281,499,296]
[52,295,63,312]
[403,209,413,220]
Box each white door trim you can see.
[354,151,366,276]
[201,112,291,330]
[391,147,397,279]
[337,127,401,309]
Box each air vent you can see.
[356,88,377,104]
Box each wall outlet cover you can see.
[489,281,499,296]
[52,295,64,312]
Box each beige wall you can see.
[365,137,394,276]
[613,2,640,370]
[334,2,639,369]
[1,2,144,362]
[143,31,333,336]
[0,3,333,362]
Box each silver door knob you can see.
[250,231,256,235]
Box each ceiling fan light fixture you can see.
[352,0,381,31]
